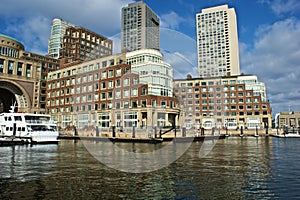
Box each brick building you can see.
[60,27,113,67]
[46,53,180,131]
[174,74,272,130]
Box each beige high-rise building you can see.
[121,1,160,52]
[196,5,240,78]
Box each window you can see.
[132,88,138,96]
[116,79,121,87]
[124,78,129,86]
[124,90,130,97]
[101,82,106,89]
[115,91,121,99]
[17,62,22,76]
[101,93,106,99]
[116,68,122,76]
[98,113,110,127]
[102,61,107,68]
[108,92,113,99]
[141,100,147,107]
[124,101,129,108]
[101,70,106,79]
[108,81,113,88]
[132,100,138,108]
[8,60,14,74]
[142,88,147,95]
[108,69,114,77]
[26,64,31,77]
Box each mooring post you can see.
[256,126,258,136]
[132,126,135,138]
[182,127,186,137]
[96,126,99,137]
[112,126,116,137]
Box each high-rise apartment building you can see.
[196,5,240,78]
[121,1,160,52]
[60,27,113,66]
[48,18,75,58]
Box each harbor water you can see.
[0,137,300,199]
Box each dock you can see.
[58,134,226,143]
[0,137,28,146]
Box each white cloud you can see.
[259,0,300,16]
[4,16,51,55]
[241,18,300,114]
[160,11,185,30]
[0,0,134,53]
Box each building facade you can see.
[121,1,160,52]
[196,5,240,78]
[276,111,300,129]
[60,27,113,66]
[174,74,272,130]
[0,34,59,113]
[48,18,75,58]
[46,53,180,131]
[126,49,173,97]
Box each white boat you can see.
[271,133,300,138]
[0,111,59,144]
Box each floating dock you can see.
[0,137,28,146]
[58,134,226,143]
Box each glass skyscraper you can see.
[48,18,74,58]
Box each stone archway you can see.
[0,80,31,113]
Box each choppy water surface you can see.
[0,137,300,199]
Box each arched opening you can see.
[0,88,17,112]
[0,81,30,113]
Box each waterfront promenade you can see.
[0,127,295,146]
[59,127,284,140]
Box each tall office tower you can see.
[196,5,240,78]
[121,1,160,52]
[48,18,75,58]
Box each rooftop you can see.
[0,33,20,43]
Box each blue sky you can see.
[0,0,300,115]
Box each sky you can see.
[0,0,300,116]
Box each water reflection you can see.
[1,138,300,199]
[0,144,58,181]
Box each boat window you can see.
[14,116,22,121]
[30,125,54,132]
[25,115,50,123]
